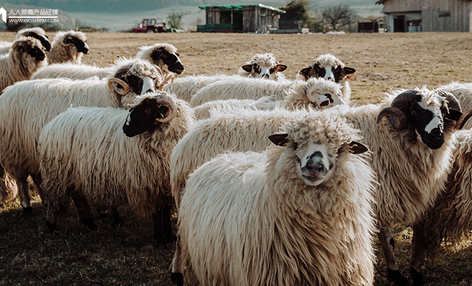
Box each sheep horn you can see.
[390,90,422,110]
[158,74,175,91]
[454,108,472,130]
[108,78,130,95]
[154,99,175,123]
[62,36,72,46]
[376,107,408,130]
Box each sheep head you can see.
[298,54,356,82]
[123,92,177,137]
[17,27,51,51]
[240,53,287,80]
[143,43,185,75]
[302,78,345,108]
[269,115,368,187]
[377,88,471,149]
[12,37,46,63]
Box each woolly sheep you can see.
[164,53,286,102]
[170,107,317,209]
[409,129,472,285]
[435,81,472,128]
[171,113,375,286]
[46,30,89,64]
[192,77,347,120]
[0,27,51,54]
[0,37,47,92]
[297,54,356,101]
[237,52,287,80]
[0,59,165,214]
[323,87,471,285]
[31,42,184,80]
[39,92,194,245]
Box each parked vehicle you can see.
[132,18,166,33]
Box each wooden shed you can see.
[376,0,472,32]
[197,4,285,33]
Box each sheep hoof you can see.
[410,267,427,286]
[46,221,57,233]
[82,218,98,231]
[387,269,410,286]
[171,272,183,286]
[22,206,33,215]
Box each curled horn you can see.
[108,78,130,95]
[62,36,73,46]
[158,74,175,91]
[455,108,472,130]
[154,99,175,123]
[376,90,420,130]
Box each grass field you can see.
[1,31,472,285]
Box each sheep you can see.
[0,37,47,92]
[171,113,375,286]
[46,30,89,64]
[296,54,356,101]
[192,77,347,120]
[164,53,286,102]
[0,27,51,54]
[31,43,184,80]
[237,52,287,80]
[321,87,472,285]
[39,92,194,245]
[435,81,472,128]
[409,129,472,286]
[0,58,165,215]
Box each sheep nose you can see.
[320,100,330,107]
[262,74,269,79]
[429,127,443,139]
[145,89,154,94]
[306,161,326,174]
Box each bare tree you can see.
[321,5,356,31]
[167,12,183,30]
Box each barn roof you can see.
[198,4,286,13]
[375,0,386,4]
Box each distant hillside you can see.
[0,3,76,30]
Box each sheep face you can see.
[111,62,163,97]
[21,31,51,51]
[12,38,46,62]
[123,93,176,137]
[269,130,368,187]
[299,64,356,82]
[377,89,463,149]
[63,36,89,54]
[241,53,287,80]
[304,78,345,107]
[150,49,184,75]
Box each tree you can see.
[321,5,356,31]
[283,0,311,27]
[167,12,183,31]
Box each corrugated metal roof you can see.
[198,4,286,13]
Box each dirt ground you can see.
[1,31,472,285]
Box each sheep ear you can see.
[241,65,253,72]
[349,141,368,154]
[12,41,20,51]
[447,109,462,121]
[344,67,356,79]
[268,134,289,146]
[275,64,287,72]
[299,67,311,77]
[151,50,163,62]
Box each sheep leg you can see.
[378,227,410,286]
[152,206,168,247]
[110,207,123,229]
[163,201,177,243]
[70,192,97,231]
[171,238,184,286]
[410,223,428,286]
[17,176,33,214]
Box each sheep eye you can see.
[145,108,153,115]
[117,84,123,89]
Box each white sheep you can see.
[0,36,47,92]
[0,59,165,214]
[296,54,356,101]
[31,42,184,80]
[237,52,287,80]
[46,30,89,64]
[39,92,194,245]
[165,53,286,102]
[0,27,51,54]
[409,129,472,286]
[322,87,471,285]
[192,77,347,120]
[172,113,375,286]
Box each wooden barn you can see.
[376,0,472,32]
[197,4,285,33]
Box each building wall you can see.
[383,0,471,32]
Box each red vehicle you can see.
[132,18,166,33]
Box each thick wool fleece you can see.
[177,114,375,286]
[39,93,193,217]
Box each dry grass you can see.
[1,31,472,285]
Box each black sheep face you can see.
[123,97,170,137]
[64,36,89,54]
[24,31,51,51]
[151,49,185,74]
[15,40,46,62]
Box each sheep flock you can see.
[2,29,472,286]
